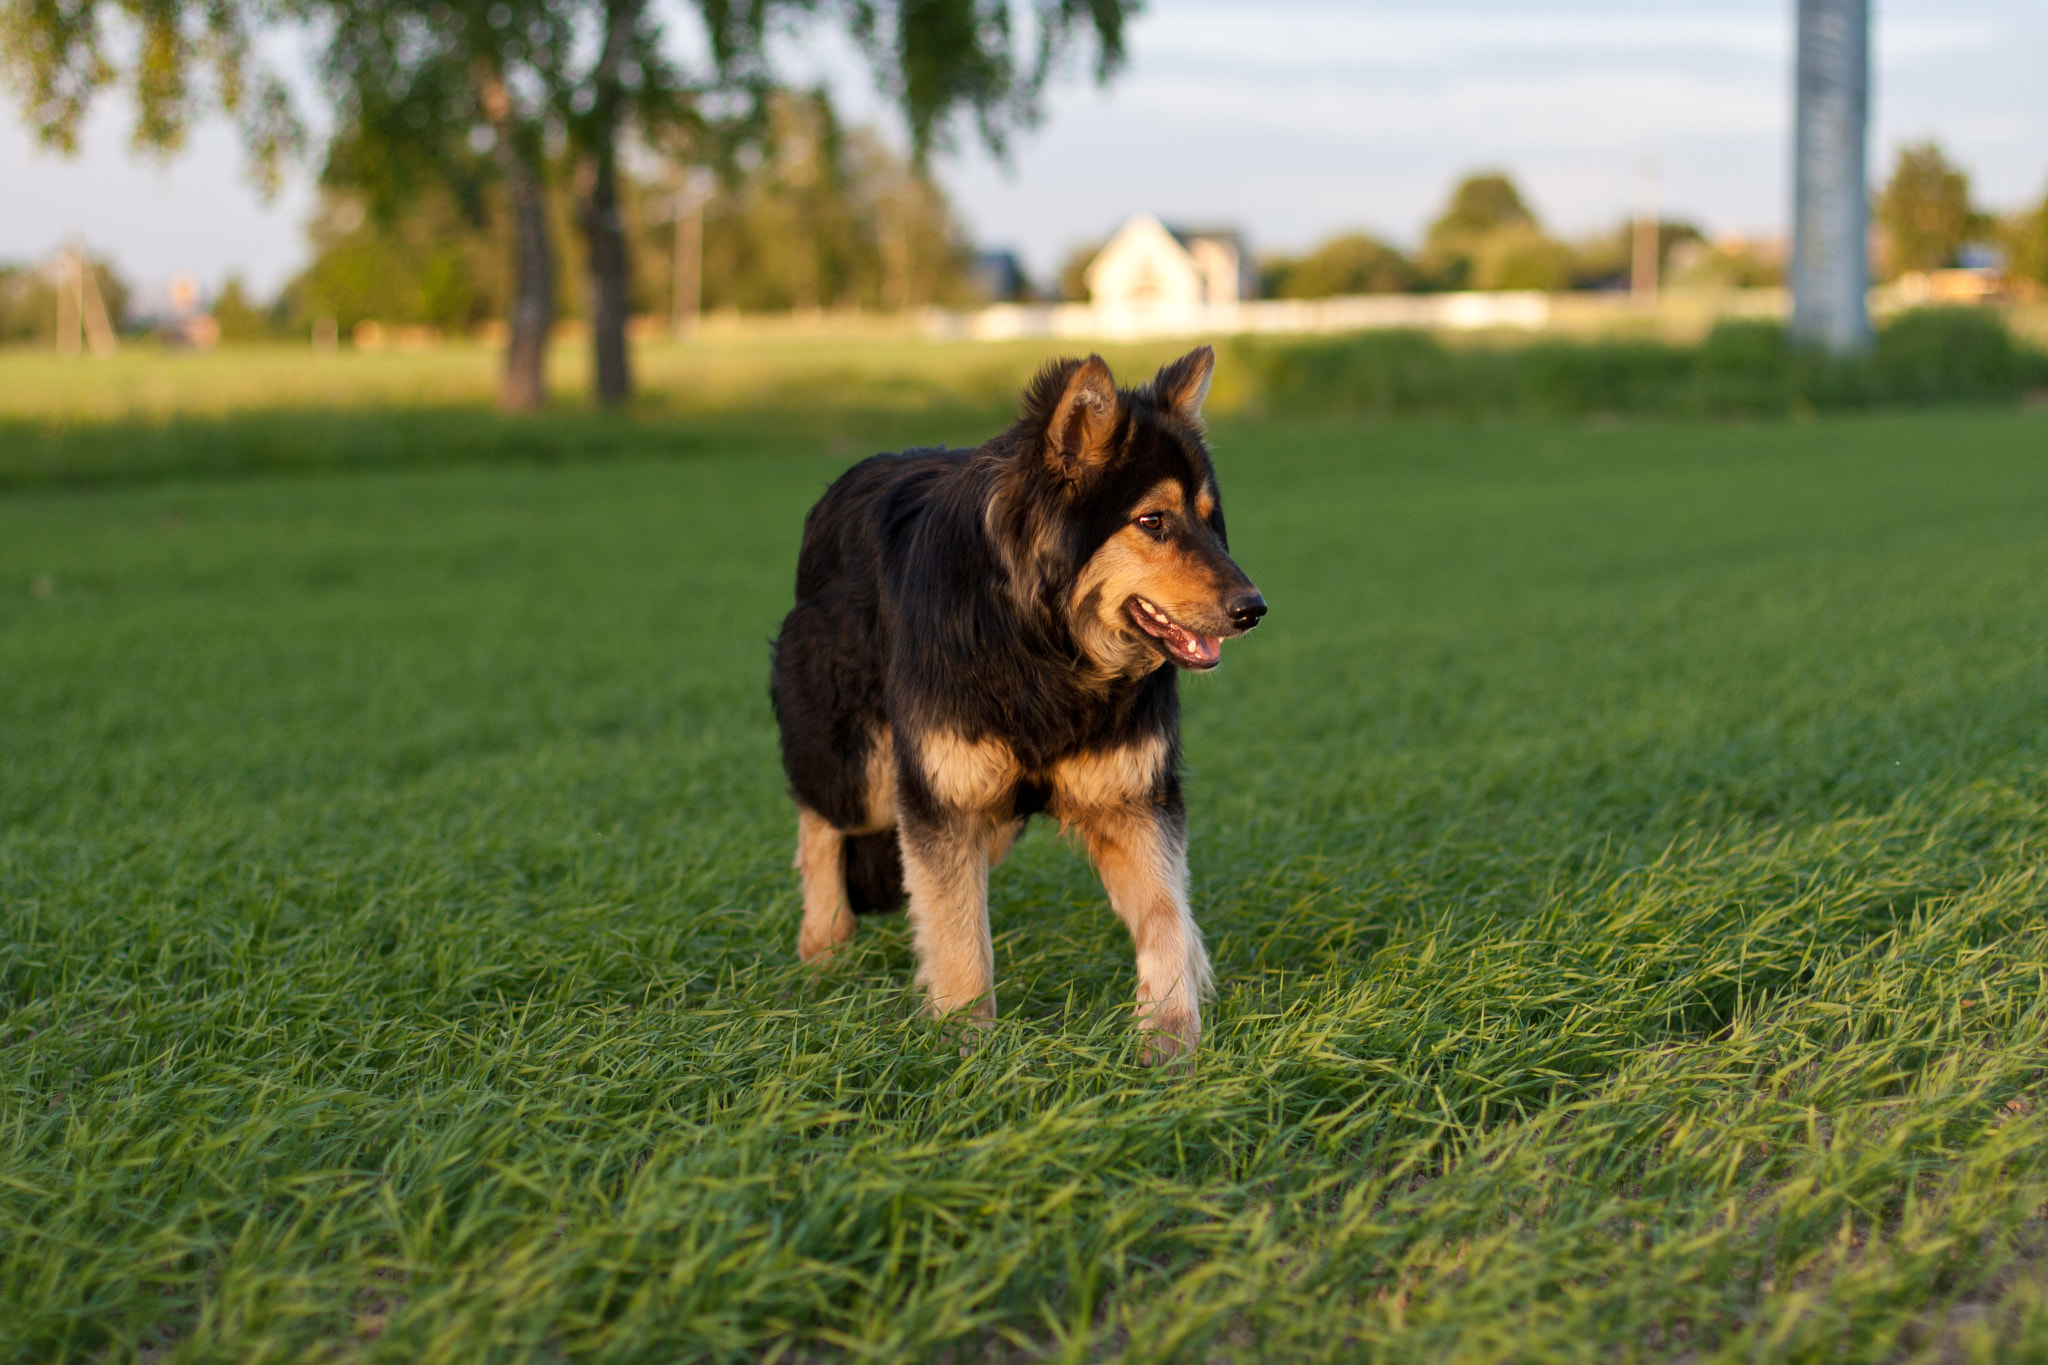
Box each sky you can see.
[2,0,2043,299]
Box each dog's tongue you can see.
[1178,631,1221,666]
[1130,598,1222,668]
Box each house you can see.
[970,250,1031,303]
[1084,214,1254,315]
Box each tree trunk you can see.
[479,66,554,411]
[578,0,641,407]
[580,150,631,405]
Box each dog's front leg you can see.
[899,813,999,1024]
[1084,808,1214,1063]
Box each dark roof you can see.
[1164,225,1245,250]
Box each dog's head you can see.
[1002,346,1266,676]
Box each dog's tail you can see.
[844,831,906,915]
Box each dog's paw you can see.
[1138,1009,1200,1066]
[935,1011,995,1059]
[796,913,856,965]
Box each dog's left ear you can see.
[1149,345,1215,426]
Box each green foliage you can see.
[1263,233,1414,299]
[1871,307,2027,402]
[283,192,503,333]
[1262,214,1723,301]
[5,410,2048,1358]
[1665,235,1785,289]
[1244,310,2048,419]
[209,275,282,343]
[2002,183,2048,291]
[1422,170,1541,289]
[687,92,973,313]
[1472,223,1573,291]
[1877,141,1984,278]
[0,0,302,192]
[277,105,973,332]
[1429,170,1535,239]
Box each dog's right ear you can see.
[1036,355,1121,484]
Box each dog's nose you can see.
[1228,591,1267,631]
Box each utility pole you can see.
[56,248,79,358]
[55,241,118,358]
[672,168,712,338]
[1631,156,1660,306]
[1790,0,1870,354]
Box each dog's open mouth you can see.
[1127,597,1222,669]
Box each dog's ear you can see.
[1149,345,1215,426]
[1041,354,1122,483]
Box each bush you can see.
[1870,308,2024,403]
[1237,310,2045,420]
[1244,329,1478,416]
[1693,320,1794,414]
[1511,339,1692,415]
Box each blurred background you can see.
[2,0,2044,416]
[12,9,2048,1357]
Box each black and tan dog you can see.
[769,346,1265,1060]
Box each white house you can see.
[1084,215,1253,318]
[932,211,1560,341]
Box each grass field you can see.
[5,400,2048,1361]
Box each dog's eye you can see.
[1135,512,1165,533]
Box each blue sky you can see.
[2,0,2043,297]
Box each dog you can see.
[769,346,1265,1061]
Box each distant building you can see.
[1084,214,1255,315]
[971,250,1031,303]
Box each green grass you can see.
[7,311,2042,492]
[4,406,2048,1361]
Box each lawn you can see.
[4,401,2048,1361]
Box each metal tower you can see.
[1790,0,1871,354]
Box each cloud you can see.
[1118,66,1785,148]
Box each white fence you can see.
[923,288,1794,344]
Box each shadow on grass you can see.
[0,402,1018,492]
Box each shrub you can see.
[1512,339,1692,415]
[1693,320,1794,415]
[1870,308,2023,403]
[1238,309,2043,420]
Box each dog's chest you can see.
[919,728,1169,819]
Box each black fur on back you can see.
[769,353,1236,913]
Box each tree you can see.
[313,0,1138,405]
[2004,183,2048,296]
[312,0,579,408]
[2,0,1141,407]
[0,0,302,191]
[211,275,277,341]
[1263,233,1413,299]
[1471,225,1570,292]
[1421,171,1539,290]
[282,188,507,334]
[679,91,973,313]
[1876,142,1981,277]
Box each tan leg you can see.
[1084,811,1213,1063]
[794,807,857,963]
[900,817,997,1021]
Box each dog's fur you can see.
[769,347,1265,1060]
